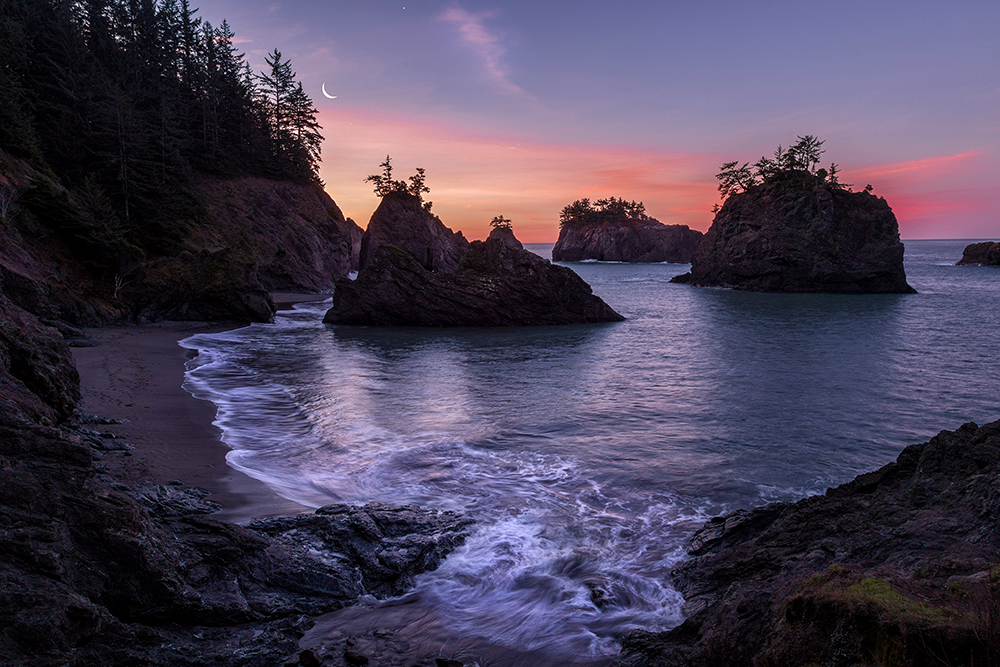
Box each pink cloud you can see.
[844,150,984,184]
[843,150,996,238]
[439,5,527,97]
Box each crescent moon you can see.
[321,83,337,100]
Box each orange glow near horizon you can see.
[318,108,719,242]
[319,109,995,242]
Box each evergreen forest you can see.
[0,0,323,266]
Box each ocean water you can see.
[180,239,1000,665]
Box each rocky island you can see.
[325,184,624,326]
[552,198,703,263]
[672,137,915,293]
[957,241,1000,266]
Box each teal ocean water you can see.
[181,239,1000,664]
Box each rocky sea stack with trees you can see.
[325,161,625,327]
[672,136,915,294]
[552,198,703,263]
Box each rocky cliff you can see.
[957,241,1000,266]
[359,192,469,273]
[0,151,361,325]
[614,420,1000,667]
[326,226,625,326]
[671,171,914,293]
[552,218,703,263]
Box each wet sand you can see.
[71,296,330,522]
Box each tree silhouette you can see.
[559,197,648,227]
[489,215,512,231]
[366,156,432,209]
[714,135,852,203]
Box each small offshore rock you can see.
[956,240,1000,266]
[553,218,703,263]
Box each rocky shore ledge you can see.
[0,292,473,667]
[614,419,1000,667]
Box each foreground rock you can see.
[359,192,469,273]
[0,295,472,666]
[672,171,915,293]
[957,241,1000,266]
[552,218,703,263]
[615,420,1000,667]
[326,227,625,326]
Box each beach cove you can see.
[77,240,1000,665]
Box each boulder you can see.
[614,420,1000,667]
[325,227,625,326]
[552,218,703,263]
[956,241,1000,266]
[671,171,915,293]
[359,192,469,273]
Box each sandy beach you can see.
[71,298,329,522]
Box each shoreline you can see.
[71,293,332,523]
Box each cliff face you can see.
[0,151,360,325]
[615,420,1000,667]
[326,226,625,326]
[189,177,363,285]
[359,192,469,273]
[552,219,703,263]
[673,171,914,293]
[957,241,1000,266]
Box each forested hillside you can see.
[0,0,358,324]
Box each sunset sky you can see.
[200,0,998,242]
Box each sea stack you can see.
[325,224,625,326]
[672,170,915,293]
[552,218,703,263]
[956,241,1000,266]
[359,191,469,273]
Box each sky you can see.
[198,0,999,242]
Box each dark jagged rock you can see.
[552,218,703,263]
[193,177,365,284]
[671,171,915,293]
[359,192,469,274]
[122,248,276,323]
[0,294,80,425]
[0,415,471,665]
[0,287,472,666]
[614,420,1000,667]
[326,227,625,326]
[957,240,1000,266]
